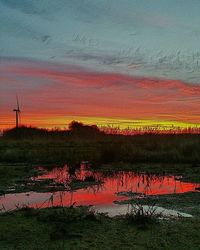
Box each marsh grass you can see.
[0,205,200,250]
[125,198,160,228]
[1,126,200,165]
[19,205,101,241]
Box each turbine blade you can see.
[16,95,20,111]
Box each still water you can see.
[1,164,200,211]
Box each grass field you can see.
[1,128,200,165]
[0,203,199,250]
[0,127,200,249]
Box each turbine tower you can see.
[13,96,21,128]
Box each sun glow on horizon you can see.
[1,115,200,133]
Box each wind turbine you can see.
[13,96,21,128]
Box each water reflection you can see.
[1,164,200,211]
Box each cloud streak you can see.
[1,59,200,128]
[1,0,200,82]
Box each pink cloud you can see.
[1,59,200,128]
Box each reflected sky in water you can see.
[1,164,200,211]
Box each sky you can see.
[1,0,200,129]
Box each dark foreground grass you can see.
[0,206,199,250]
[1,133,200,164]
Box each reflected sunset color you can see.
[1,164,199,211]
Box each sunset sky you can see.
[1,0,200,129]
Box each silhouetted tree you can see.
[68,121,103,137]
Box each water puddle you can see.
[1,164,200,212]
[95,204,193,218]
